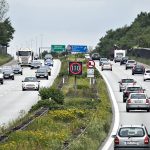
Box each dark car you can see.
[40,66,51,76]
[91,53,100,60]
[30,60,42,69]
[12,65,23,75]
[123,85,145,102]
[36,68,49,80]
[2,68,14,80]
[120,57,128,65]
[132,65,145,75]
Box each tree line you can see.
[0,0,15,46]
[95,12,150,58]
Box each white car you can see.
[143,69,150,81]
[0,68,4,84]
[85,53,90,59]
[22,77,40,91]
[101,62,112,71]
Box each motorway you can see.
[0,59,61,126]
[95,61,150,150]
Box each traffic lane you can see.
[0,59,61,126]
[95,61,150,150]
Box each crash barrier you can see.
[128,48,150,59]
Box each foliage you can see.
[39,87,64,104]
[0,0,9,21]
[95,12,150,57]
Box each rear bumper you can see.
[126,104,150,110]
[114,146,150,150]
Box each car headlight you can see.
[10,73,14,76]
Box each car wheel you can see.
[147,109,150,112]
[22,88,25,91]
[111,69,112,71]
[126,67,127,70]
[101,69,103,71]
[37,87,39,91]
[1,81,3,85]
[132,73,134,75]
[48,72,51,76]
[123,98,126,103]
[126,108,129,112]
[12,76,14,80]
[143,79,146,81]
[21,72,23,75]
[120,88,122,92]
[120,63,122,65]
[46,76,48,80]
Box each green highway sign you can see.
[51,45,66,52]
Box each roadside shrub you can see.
[39,87,64,104]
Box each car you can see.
[44,59,54,67]
[113,124,150,150]
[22,77,40,91]
[44,54,53,60]
[125,60,137,70]
[101,62,112,71]
[144,69,150,81]
[120,57,128,65]
[12,65,23,75]
[132,65,145,75]
[39,66,51,76]
[30,60,42,69]
[114,55,123,63]
[34,54,39,60]
[0,68,4,84]
[99,58,108,66]
[2,67,14,80]
[126,93,150,112]
[85,53,91,59]
[91,53,100,60]
[118,78,136,92]
[123,85,145,103]
[35,68,49,80]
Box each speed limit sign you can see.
[69,62,82,75]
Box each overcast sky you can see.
[6,0,150,54]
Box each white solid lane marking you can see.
[96,63,120,150]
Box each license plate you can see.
[5,76,9,78]
[134,100,143,103]
[40,76,44,77]
[126,141,137,145]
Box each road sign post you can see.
[69,62,82,94]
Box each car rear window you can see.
[128,61,135,63]
[24,77,37,82]
[119,127,145,137]
[131,94,146,99]
[146,70,150,73]
[122,79,134,83]
[127,87,141,91]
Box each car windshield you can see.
[32,61,41,64]
[135,65,143,68]
[122,79,134,83]
[119,127,145,137]
[127,87,142,91]
[3,69,12,73]
[37,69,47,73]
[24,77,37,82]
[128,60,135,63]
[103,62,110,65]
[131,94,146,99]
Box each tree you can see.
[0,0,9,22]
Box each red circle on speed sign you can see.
[87,60,95,68]
[69,62,82,75]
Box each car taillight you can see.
[144,136,149,144]
[114,136,119,145]
[146,99,149,104]
[127,99,131,103]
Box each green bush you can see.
[39,87,64,104]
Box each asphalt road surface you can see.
[0,59,61,126]
[96,61,150,150]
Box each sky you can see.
[6,0,150,55]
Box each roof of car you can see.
[119,124,145,128]
[126,85,142,88]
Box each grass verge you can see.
[0,54,12,66]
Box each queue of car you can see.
[111,56,150,149]
[0,54,54,92]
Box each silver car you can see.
[126,93,150,112]
[125,60,137,70]
[113,125,150,150]
[118,78,136,92]
[101,62,112,71]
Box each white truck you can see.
[16,48,34,66]
[114,49,126,63]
